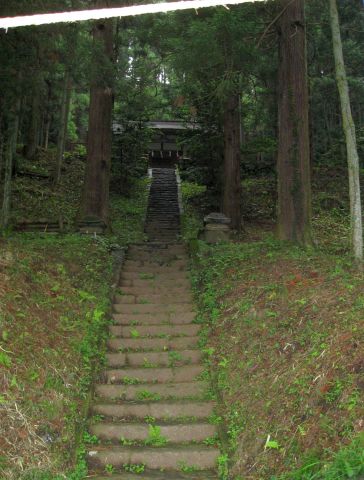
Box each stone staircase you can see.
[86,169,219,479]
[144,168,181,242]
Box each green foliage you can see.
[123,463,145,474]
[135,390,161,401]
[178,461,200,473]
[145,425,168,447]
[272,434,364,480]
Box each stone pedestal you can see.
[201,212,232,243]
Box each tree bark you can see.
[80,16,114,226]
[222,93,242,231]
[0,107,19,228]
[277,0,312,245]
[53,70,72,185]
[25,85,41,160]
[329,0,363,264]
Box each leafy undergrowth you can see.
[191,239,364,480]
[11,149,85,226]
[110,177,150,244]
[1,151,149,479]
[180,181,207,241]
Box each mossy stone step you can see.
[111,312,196,326]
[89,422,216,443]
[105,350,202,368]
[113,304,195,315]
[93,472,217,480]
[121,271,189,281]
[107,336,200,352]
[91,400,215,420]
[118,286,190,295]
[128,245,186,254]
[87,445,219,471]
[104,365,203,384]
[120,278,191,288]
[110,324,200,338]
[114,293,193,304]
[124,259,188,269]
[122,265,187,273]
[94,381,207,401]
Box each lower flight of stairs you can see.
[86,243,219,479]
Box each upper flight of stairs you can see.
[86,169,219,479]
[144,168,181,243]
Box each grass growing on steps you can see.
[189,239,364,480]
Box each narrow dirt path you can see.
[86,169,219,479]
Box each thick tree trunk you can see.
[222,93,242,231]
[80,17,114,225]
[329,0,363,264]
[53,71,72,185]
[277,0,312,245]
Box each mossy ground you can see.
[0,150,149,480]
[183,169,364,480]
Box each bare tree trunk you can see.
[277,0,312,245]
[43,80,53,150]
[329,0,363,264]
[11,94,21,175]
[25,87,41,160]
[44,118,51,150]
[80,16,114,226]
[53,70,72,185]
[222,93,242,231]
[0,110,19,229]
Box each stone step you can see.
[126,254,187,262]
[112,312,196,325]
[124,260,187,269]
[89,422,216,444]
[120,278,190,288]
[118,286,190,296]
[114,293,193,304]
[105,350,202,368]
[107,336,199,352]
[94,381,207,401]
[128,246,186,255]
[91,401,215,421]
[113,304,194,315]
[145,226,180,234]
[104,365,203,384]
[122,265,187,273]
[147,236,180,241]
[121,272,189,281]
[92,471,218,480]
[109,324,200,338]
[87,445,219,471]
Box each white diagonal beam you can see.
[0,0,266,30]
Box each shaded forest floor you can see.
[181,167,364,479]
[0,149,149,479]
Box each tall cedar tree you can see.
[277,0,312,244]
[80,14,114,226]
[223,92,242,230]
[329,0,363,264]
